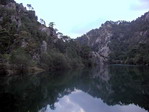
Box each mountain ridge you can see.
[77,11,149,65]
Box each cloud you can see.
[130,0,149,11]
[140,0,149,2]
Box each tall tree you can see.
[27,4,34,10]
[57,32,63,38]
[40,18,46,25]
[49,22,55,28]
[49,22,55,36]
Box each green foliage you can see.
[10,48,32,67]
[0,53,10,63]
[0,1,93,73]
[52,52,70,70]
[49,22,54,28]
[40,52,53,70]
[107,16,149,65]
[80,45,92,66]
[40,50,70,70]
[27,4,34,10]
[126,43,149,65]
[0,29,14,54]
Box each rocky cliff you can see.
[77,12,149,65]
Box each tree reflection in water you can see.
[0,65,149,112]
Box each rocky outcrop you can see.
[39,25,57,37]
[77,21,115,65]
[145,12,149,22]
[41,40,47,53]
[77,12,149,65]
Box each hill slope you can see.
[0,0,92,75]
[77,12,149,65]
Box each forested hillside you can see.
[0,0,92,75]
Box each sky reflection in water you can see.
[40,89,147,112]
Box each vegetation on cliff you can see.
[0,0,92,74]
[77,12,149,65]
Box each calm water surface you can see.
[0,65,149,112]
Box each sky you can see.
[15,0,149,38]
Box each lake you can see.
[0,65,149,112]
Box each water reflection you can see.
[0,65,149,112]
[39,89,147,112]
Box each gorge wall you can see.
[77,12,149,65]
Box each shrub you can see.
[10,48,32,68]
[40,50,71,70]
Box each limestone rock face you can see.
[77,11,149,65]
[0,17,3,23]
[41,40,47,53]
[39,26,51,36]
[145,12,149,22]
[77,21,114,65]
[39,26,57,37]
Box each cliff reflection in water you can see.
[0,65,149,112]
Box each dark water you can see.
[0,65,149,112]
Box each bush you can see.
[40,50,71,70]
[10,48,32,68]
[40,53,53,70]
[52,52,70,70]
